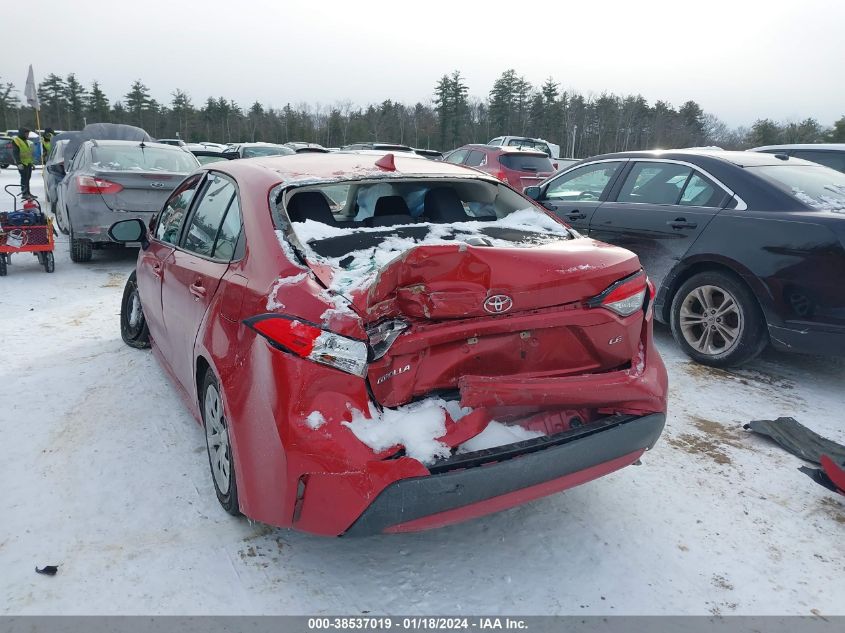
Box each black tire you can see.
[54,204,68,235]
[70,236,92,263]
[670,270,768,368]
[43,251,55,273]
[0,255,6,277]
[201,369,241,516]
[120,271,150,348]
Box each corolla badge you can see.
[483,294,513,314]
[150,181,165,189]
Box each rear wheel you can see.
[201,369,240,516]
[0,255,6,277]
[670,271,767,367]
[120,271,150,348]
[70,236,92,263]
[43,252,55,273]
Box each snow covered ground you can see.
[1,175,843,616]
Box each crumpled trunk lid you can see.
[361,240,639,321]
[305,239,645,408]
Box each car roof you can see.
[233,142,287,147]
[87,139,186,150]
[750,144,845,152]
[85,138,185,152]
[583,149,821,168]
[205,151,491,186]
[457,144,549,157]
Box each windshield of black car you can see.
[499,153,554,173]
[91,145,199,172]
[277,178,572,268]
[750,164,845,211]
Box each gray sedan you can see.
[56,140,199,262]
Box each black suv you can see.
[526,150,845,367]
[751,144,845,173]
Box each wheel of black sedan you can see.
[670,271,767,367]
[120,271,150,348]
[201,369,241,516]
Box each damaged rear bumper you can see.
[343,412,666,536]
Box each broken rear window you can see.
[275,178,574,293]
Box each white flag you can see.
[24,65,40,111]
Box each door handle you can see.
[189,281,206,300]
[567,211,587,220]
[668,218,698,229]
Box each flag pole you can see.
[35,108,43,164]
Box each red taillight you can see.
[76,175,124,195]
[588,272,649,317]
[244,314,368,377]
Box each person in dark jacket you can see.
[41,127,55,157]
[11,128,35,199]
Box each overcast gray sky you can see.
[4,0,844,127]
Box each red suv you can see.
[108,152,667,536]
[444,144,556,190]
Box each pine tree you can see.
[0,80,18,131]
[86,81,110,123]
[828,115,845,142]
[125,80,152,127]
[248,101,264,141]
[747,119,782,146]
[64,73,87,129]
[38,74,67,129]
[488,69,517,135]
[171,89,193,140]
[679,100,705,145]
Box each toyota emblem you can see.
[150,181,165,189]
[483,294,513,314]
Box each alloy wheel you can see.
[204,385,231,493]
[678,284,744,356]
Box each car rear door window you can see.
[212,194,242,261]
[465,150,486,167]
[545,161,623,201]
[617,162,692,205]
[182,175,236,257]
[155,175,201,245]
[444,149,469,164]
[679,173,723,207]
[791,150,845,173]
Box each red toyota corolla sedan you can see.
[108,152,668,536]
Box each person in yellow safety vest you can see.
[41,127,55,157]
[11,128,35,200]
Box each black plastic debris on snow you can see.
[798,466,841,494]
[743,417,845,465]
[35,565,58,576]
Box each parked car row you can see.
[34,122,845,372]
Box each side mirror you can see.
[108,218,147,244]
[222,151,239,160]
[524,186,542,201]
[47,162,65,176]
